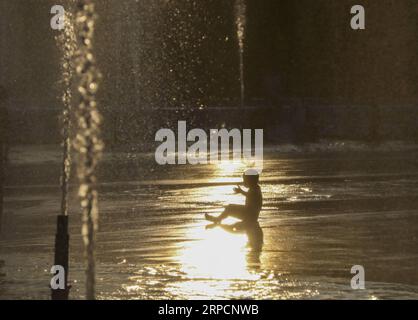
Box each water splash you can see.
[74,0,103,300]
[55,9,77,217]
[234,0,246,107]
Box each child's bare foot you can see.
[205,223,218,230]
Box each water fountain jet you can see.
[234,0,247,108]
[51,7,77,300]
[74,0,103,300]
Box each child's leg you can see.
[217,204,248,222]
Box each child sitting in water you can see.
[205,169,262,226]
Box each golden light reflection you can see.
[177,222,257,280]
[215,159,246,175]
[190,185,245,208]
[209,159,247,184]
[169,222,260,299]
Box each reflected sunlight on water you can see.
[177,223,255,280]
[189,185,245,208]
[208,159,249,184]
[168,222,261,299]
[215,159,247,176]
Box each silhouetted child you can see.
[205,169,262,226]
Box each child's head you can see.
[243,169,259,188]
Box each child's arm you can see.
[233,185,248,196]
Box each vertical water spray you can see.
[56,10,77,218]
[52,8,77,300]
[235,0,246,107]
[74,0,103,300]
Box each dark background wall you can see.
[0,0,417,145]
[246,0,417,105]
